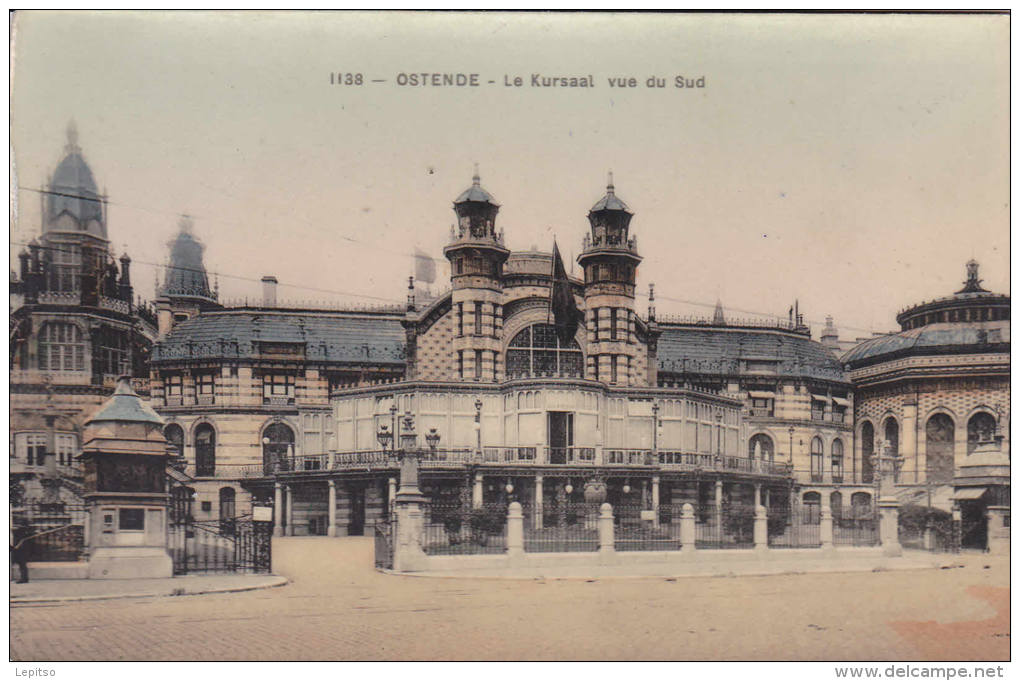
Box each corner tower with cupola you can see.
[577,174,643,386]
[443,169,510,382]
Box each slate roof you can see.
[656,325,848,383]
[150,310,406,364]
[48,151,104,227]
[842,320,1010,368]
[86,378,165,426]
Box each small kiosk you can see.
[80,377,173,579]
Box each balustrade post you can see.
[680,502,697,554]
[507,501,524,561]
[273,482,284,537]
[651,475,660,528]
[714,479,723,536]
[754,504,768,551]
[820,506,834,550]
[327,480,337,537]
[284,484,294,536]
[534,475,544,530]
[472,472,484,509]
[598,503,615,559]
[878,497,902,556]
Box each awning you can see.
[832,396,851,407]
[811,394,829,403]
[748,390,775,399]
[953,487,988,501]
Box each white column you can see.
[472,472,484,508]
[754,504,768,551]
[285,485,294,536]
[754,483,762,508]
[327,480,337,537]
[507,502,524,561]
[598,503,615,557]
[680,503,696,554]
[273,482,284,537]
[388,477,397,516]
[820,506,834,550]
[534,475,544,530]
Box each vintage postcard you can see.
[8,10,1010,670]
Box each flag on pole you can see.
[414,248,436,284]
[550,240,581,346]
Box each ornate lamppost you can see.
[474,397,483,456]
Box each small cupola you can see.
[587,172,634,249]
[452,166,500,241]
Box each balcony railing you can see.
[237,447,796,478]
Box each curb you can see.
[10,575,289,606]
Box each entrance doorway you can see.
[960,500,988,550]
[548,412,574,464]
[349,487,366,536]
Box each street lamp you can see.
[651,401,660,459]
[788,426,795,465]
[425,427,441,452]
[376,424,393,451]
[400,410,417,451]
[474,397,483,455]
[389,403,399,449]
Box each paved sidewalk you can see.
[398,549,960,580]
[10,573,288,605]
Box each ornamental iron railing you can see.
[696,503,755,549]
[422,502,508,556]
[614,504,683,552]
[11,501,89,562]
[522,502,599,553]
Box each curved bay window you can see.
[831,439,844,483]
[38,322,85,372]
[194,424,216,477]
[263,423,295,474]
[810,437,824,482]
[505,324,583,379]
[748,434,774,462]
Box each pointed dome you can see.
[85,377,165,427]
[589,172,631,214]
[46,121,105,234]
[162,215,214,300]
[454,166,499,205]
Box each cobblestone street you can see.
[10,538,1009,661]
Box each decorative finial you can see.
[472,163,480,186]
[648,283,656,322]
[607,170,615,193]
[65,120,79,150]
[957,258,989,294]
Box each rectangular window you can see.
[56,433,77,466]
[474,350,483,380]
[457,303,464,337]
[591,308,599,341]
[811,400,826,421]
[611,309,618,341]
[474,302,483,335]
[119,508,145,531]
[23,434,46,466]
[458,350,464,379]
[166,375,183,396]
[610,355,618,384]
[263,375,295,404]
[197,374,215,395]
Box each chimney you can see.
[261,275,278,307]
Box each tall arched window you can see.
[194,424,216,477]
[219,487,236,520]
[926,413,956,482]
[967,412,998,454]
[505,324,583,379]
[263,423,295,474]
[810,437,824,482]
[831,439,844,483]
[38,322,85,372]
[861,421,875,483]
[748,434,774,462]
[884,418,900,481]
[830,491,843,520]
[164,423,184,458]
[850,492,872,518]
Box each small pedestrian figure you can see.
[11,524,33,584]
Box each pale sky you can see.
[11,12,1009,342]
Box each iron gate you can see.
[168,516,272,575]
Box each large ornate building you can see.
[843,261,1010,548]
[10,125,157,502]
[147,174,858,537]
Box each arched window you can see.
[830,491,843,520]
[505,324,583,379]
[219,487,236,520]
[810,437,824,482]
[850,492,872,518]
[803,491,821,525]
[861,421,875,484]
[926,413,956,482]
[38,322,85,372]
[263,423,295,474]
[831,439,844,483]
[967,412,998,454]
[164,423,184,458]
[194,424,216,477]
[748,434,774,462]
[884,418,900,482]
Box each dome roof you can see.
[454,169,498,205]
[590,174,631,213]
[45,123,104,231]
[162,216,214,300]
[842,319,1010,368]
